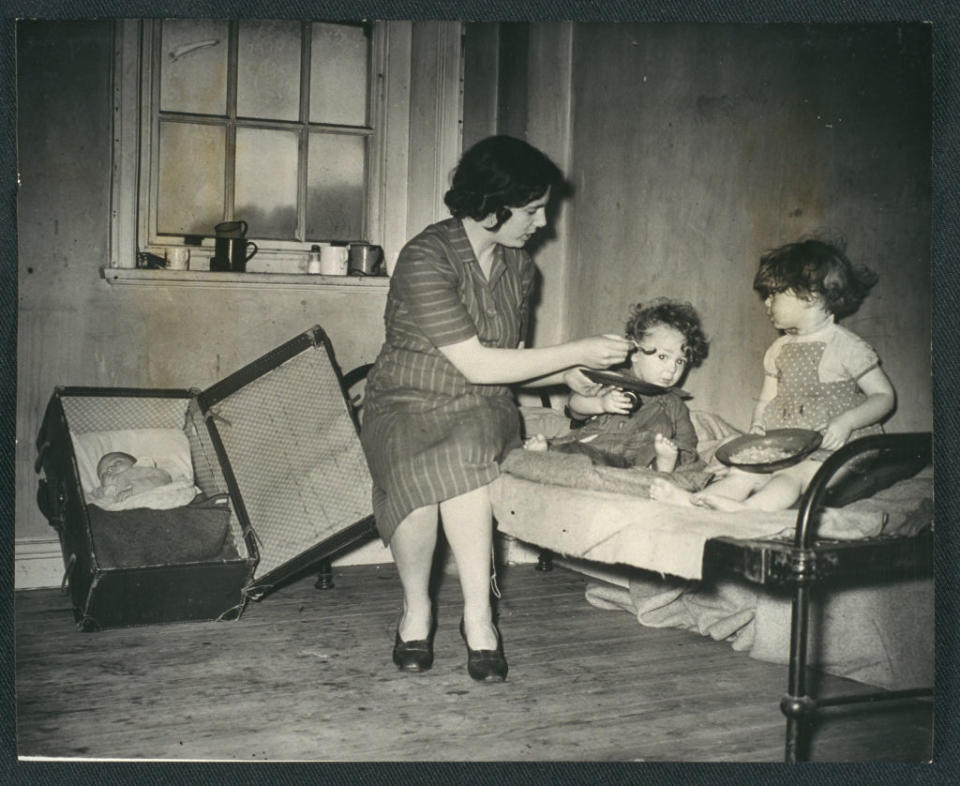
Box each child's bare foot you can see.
[690,492,747,512]
[653,433,679,473]
[523,434,548,452]
[650,477,695,506]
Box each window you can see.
[111,18,429,276]
[110,19,464,278]
[152,19,370,246]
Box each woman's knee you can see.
[439,484,492,516]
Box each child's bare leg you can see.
[653,433,679,473]
[523,434,548,452]
[733,460,819,512]
[729,473,804,511]
[649,477,697,506]
[697,461,818,512]
[651,467,754,506]
[687,470,766,511]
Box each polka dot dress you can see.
[761,341,882,444]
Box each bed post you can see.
[781,579,815,762]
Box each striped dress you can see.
[360,218,536,544]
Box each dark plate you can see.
[715,428,823,473]
[581,368,671,396]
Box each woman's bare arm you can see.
[439,334,631,385]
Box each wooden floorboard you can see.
[15,562,932,762]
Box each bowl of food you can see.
[715,428,823,473]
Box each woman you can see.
[360,136,632,682]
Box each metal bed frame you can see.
[536,432,933,761]
[702,432,933,761]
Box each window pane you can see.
[309,23,369,126]
[160,19,228,116]
[237,20,301,121]
[157,121,224,235]
[235,127,299,239]
[306,133,365,240]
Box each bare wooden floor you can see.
[16,562,932,762]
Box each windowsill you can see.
[101,267,391,290]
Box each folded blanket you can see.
[500,448,712,494]
[87,495,240,568]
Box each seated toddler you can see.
[525,298,709,473]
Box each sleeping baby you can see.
[89,451,173,504]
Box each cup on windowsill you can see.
[167,247,190,270]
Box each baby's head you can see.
[97,451,136,486]
[753,238,878,318]
[624,299,709,387]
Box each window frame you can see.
[110,18,424,275]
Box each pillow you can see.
[71,428,194,494]
[689,409,742,444]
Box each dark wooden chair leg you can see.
[314,559,334,590]
[536,549,553,572]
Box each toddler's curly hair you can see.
[624,298,709,367]
[753,238,878,317]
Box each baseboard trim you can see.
[15,537,65,590]
[15,533,533,591]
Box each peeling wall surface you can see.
[552,24,931,430]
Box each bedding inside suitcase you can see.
[61,395,249,568]
[36,326,377,630]
[37,390,258,630]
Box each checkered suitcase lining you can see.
[59,393,250,560]
[61,394,189,433]
[207,348,373,578]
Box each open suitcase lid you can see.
[195,325,376,597]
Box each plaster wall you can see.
[518,24,931,431]
[16,21,389,564]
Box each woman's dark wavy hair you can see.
[753,238,878,318]
[624,298,709,367]
[444,135,564,230]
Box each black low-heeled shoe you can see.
[459,619,508,682]
[392,626,435,673]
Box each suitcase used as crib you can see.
[34,325,377,630]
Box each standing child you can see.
[525,298,709,473]
[651,239,895,512]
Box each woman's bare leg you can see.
[389,504,439,641]
[440,484,499,650]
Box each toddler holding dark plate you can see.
[525,298,709,474]
[652,238,895,512]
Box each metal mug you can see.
[213,220,257,272]
[348,243,385,276]
[214,220,248,238]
